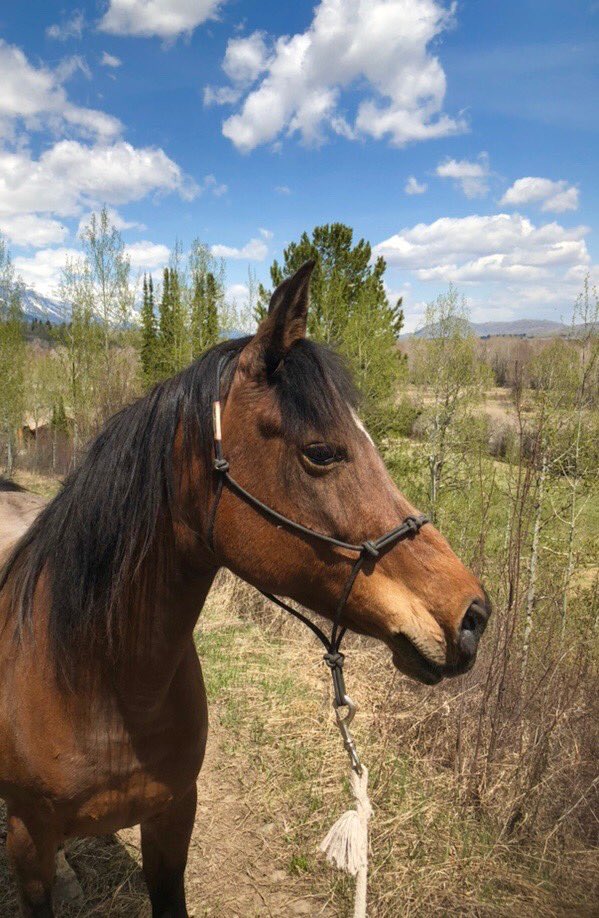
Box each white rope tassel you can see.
[319,766,372,918]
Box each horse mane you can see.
[0,335,356,683]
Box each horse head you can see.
[210,262,490,685]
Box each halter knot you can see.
[361,540,380,559]
[404,516,420,533]
[323,651,345,670]
[213,458,230,473]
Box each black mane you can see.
[0,336,356,681]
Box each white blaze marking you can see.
[350,407,374,446]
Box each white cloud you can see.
[101,51,122,68]
[126,240,170,270]
[14,240,171,296]
[500,177,579,213]
[211,233,269,261]
[374,213,590,287]
[405,176,427,195]
[436,153,490,198]
[223,32,269,85]
[100,0,224,40]
[201,174,228,197]
[203,85,242,106]
[0,40,120,141]
[212,0,464,152]
[0,141,197,220]
[226,282,250,302]
[0,214,69,248]
[46,11,85,41]
[13,247,80,297]
[275,185,291,195]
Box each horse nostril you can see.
[458,600,489,660]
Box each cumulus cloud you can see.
[13,247,81,297]
[0,214,69,248]
[223,32,269,85]
[0,141,197,222]
[201,174,228,197]
[101,51,122,68]
[100,0,223,40]
[211,233,269,260]
[126,240,171,270]
[373,213,590,286]
[500,177,579,213]
[0,40,120,140]
[405,176,427,195]
[46,11,85,41]
[210,0,464,152]
[436,153,490,198]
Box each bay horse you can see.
[0,261,490,916]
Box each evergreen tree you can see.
[140,274,158,387]
[390,296,405,339]
[189,248,221,357]
[261,223,401,437]
[203,272,219,348]
[190,272,205,358]
[170,266,187,371]
[254,284,269,324]
[158,268,174,377]
[265,223,389,343]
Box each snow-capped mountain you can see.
[20,286,70,324]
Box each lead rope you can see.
[319,655,372,918]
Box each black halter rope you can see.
[206,354,428,768]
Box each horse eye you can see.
[303,443,342,466]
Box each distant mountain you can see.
[20,287,69,324]
[405,318,573,340]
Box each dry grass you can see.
[11,468,62,499]
[194,574,598,916]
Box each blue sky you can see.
[0,0,597,330]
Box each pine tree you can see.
[391,296,405,339]
[140,273,158,387]
[260,223,401,437]
[170,267,187,371]
[190,272,205,358]
[203,272,219,349]
[189,258,220,358]
[264,223,389,343]
[158,268,174,377]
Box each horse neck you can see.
[119,465,220,696]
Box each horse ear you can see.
[241,260,316,377]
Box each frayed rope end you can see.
[319,766,372,878]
